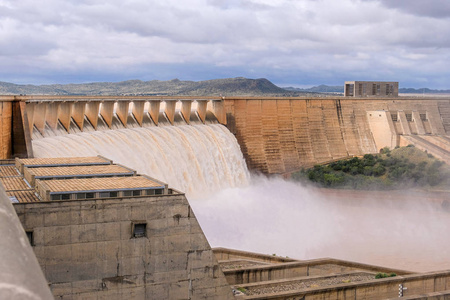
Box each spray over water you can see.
[190,176,450,272]
[33,124,450,272]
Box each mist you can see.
[190,176,450,273]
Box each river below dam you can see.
[190,177,450,273]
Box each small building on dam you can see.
[1,156,233,299]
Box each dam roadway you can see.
[0,95,450,173]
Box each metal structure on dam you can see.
[1,94,450,172]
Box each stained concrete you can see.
[0,179,53,299]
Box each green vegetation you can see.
[292,146,450,190]
[236,287,247,294]
[375,272,397,279]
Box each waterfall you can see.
[32,124,250,196]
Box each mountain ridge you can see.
[1,78,448,96]
[0,78,307,96]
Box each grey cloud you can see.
[0,0,449,88]
[379,0,450,19]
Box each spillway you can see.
[32,124,250,196]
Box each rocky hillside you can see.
[0,77,310,96]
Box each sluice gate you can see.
[24,96,226,136]
[0,95,226,158]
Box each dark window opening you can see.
[345,84,354,96]
[76,193,86,200]
[26,231,34,246]
[155,189,163,195]
[391,114,398,122]
[51,194,71,200]
[406,113,412,122]
[123,190,132,197]
[133,223,147,238]
[99,191,117,198]
[420,113,428,121]
[132,190,141,196]
[146,189,155,196]
[386,84,394,96]
[86,193,95,199]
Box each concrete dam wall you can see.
[1,95,450,174]
[224,97,450,173]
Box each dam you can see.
[1,94,450,174]
[1,93,450,298]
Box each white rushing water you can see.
[32,124,250,197]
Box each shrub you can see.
[427,173,442,186]
[418,161,428,169]
[363,166,373,176]
[372,165,386,177]
[292,146,449,191]
[323,173,344,186]
[380,147,391,154]
[408,162,415,169]
[350,166,360,175]
[363,154,375,160]
[375,272,397,279]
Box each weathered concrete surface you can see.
[366,111,398,149]
[238,272,450,300]
[14,194,233,299]
[215,248,450,300]
[0,179,53,299]
[224,97,450,174]
[0,101,12,159]
[2,96,450,175]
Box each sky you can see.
[1,0,450,88]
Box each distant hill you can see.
[2,78,447,96]
[0,78,311,97]
[283,85,343,94]
[399,88,450,94]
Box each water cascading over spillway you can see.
[32,124,250,196]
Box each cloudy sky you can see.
[1,0,449,88]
